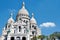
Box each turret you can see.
[30,13,37,36]
[7,13,14,29]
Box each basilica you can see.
[0,2,41,40]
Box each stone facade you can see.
[0,2,41,40]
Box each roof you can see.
[30,13,37,24]
[18,2,29,15]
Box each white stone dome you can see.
[8,13,14,23]
[30,13,37,24]
[18,2,29,15]
[8,17,14,23]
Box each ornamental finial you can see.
[10,13,13,18]
[22,2,25,8]
[32,13,34,17]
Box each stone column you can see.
[21,36,22,40]
[15,36,16,40]
[7,36,11,40]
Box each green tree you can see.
[50,32,60,40]
[37,35,45,40]
[31,36,37,40]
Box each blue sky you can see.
[0,0,60,36]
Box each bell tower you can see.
[30,13,37,37]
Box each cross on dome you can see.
[3,27,5,30]
[32,13,34,17]
[22,2,25,8]
[10,13,13,18]
[9,9,15,18]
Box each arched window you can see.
[19,26,21,32]
[4,35,7,40]
[11,37,14,40]
[26,21,28,24]
[19,18,21,20]
[30,25,31,29]
[34,26,36,29]
[24,20,25,22]
[32,25,34,27]
[24,27,26,33]
[32,31,34,35]
[22,37,26,40]
[8,24,11,28]
[24,30,25,33]
[16,37,20,40]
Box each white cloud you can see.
[40,22,56,27]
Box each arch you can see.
[32,31,34,35]
[11,37,14,40]
[22,37,26,40]
[19,26,21,32]
[16,37,20,40]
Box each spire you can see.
[3,27,5,30]
[8,11,14,24]
[10,13,13,18]
[22,2,25,8]
[32,13,34,17]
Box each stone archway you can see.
[11,37,14,40]
[22,37,26,40]
[16,37,20,40]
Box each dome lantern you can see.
[32,13,34,18]
[8,13,14,24]
[22,2,25,8]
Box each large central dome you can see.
[18,2,29,15]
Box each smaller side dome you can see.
[30,13,37,24]
[8,13,14,24]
